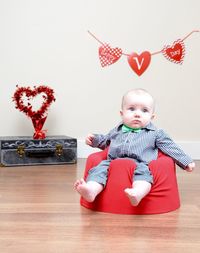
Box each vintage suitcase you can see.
[0,135,77,166]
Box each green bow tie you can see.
[122,125,142,133]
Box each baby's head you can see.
[120,88,155,129]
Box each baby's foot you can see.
[74,178,95,202]
[124,188,141,206]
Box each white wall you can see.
[0,0,199,158]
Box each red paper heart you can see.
[99,44,122,67]
[162,39,185,64]
[127,51,151,76]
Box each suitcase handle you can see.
[17,144,63,158]
[26,150,55,158]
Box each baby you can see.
[74,88,195,206]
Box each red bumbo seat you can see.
[80,148,180,214]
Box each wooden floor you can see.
[0,159,199,253]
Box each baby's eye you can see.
[143,108,149,113]
[129,107,135,111]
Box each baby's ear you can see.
[120,110,123,116]
[151,113,156,120]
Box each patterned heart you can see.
[162,39,185,64]
[99,44,122,67]
[127,51,151,76]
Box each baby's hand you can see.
[185,162,195,172]
[85,134,94,146]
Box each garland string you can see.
[88,30,200,57]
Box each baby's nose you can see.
[134,110,141,117]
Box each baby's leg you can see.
[74,179,103,202]
[124,180,151,206]
[74,160,110,202]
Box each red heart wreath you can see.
[13,85,56,139]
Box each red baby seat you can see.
[80,148,180,214]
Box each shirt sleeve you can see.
[155,129,193,168]
[91,126,117,150]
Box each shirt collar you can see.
[145,122,157,131]
[117,122,156,131]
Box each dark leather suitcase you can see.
[0,135,77,166]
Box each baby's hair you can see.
[121,88,155,111]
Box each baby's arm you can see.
[185,162,195,172]
[85,133,110,149]
[85,126,118,149]
[156,129,194,171]
[85,134,95,146]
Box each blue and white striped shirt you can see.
[92,122,193,169]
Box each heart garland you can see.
[13,85,56,139]
[88,30,199,76]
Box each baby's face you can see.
[120,92,155,129]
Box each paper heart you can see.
[162,39,185,64]
[99,44,122,67]
[13,85,55,139]
[127,51,151,76]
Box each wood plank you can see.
[0,160,199,253]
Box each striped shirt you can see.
[92,122,193,168]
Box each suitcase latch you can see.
[17,144,25,157]
[56,144,63,156]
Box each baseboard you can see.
[77,139,200,160]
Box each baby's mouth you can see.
[132,120,141,124]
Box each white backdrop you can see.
[0,0,199,157]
